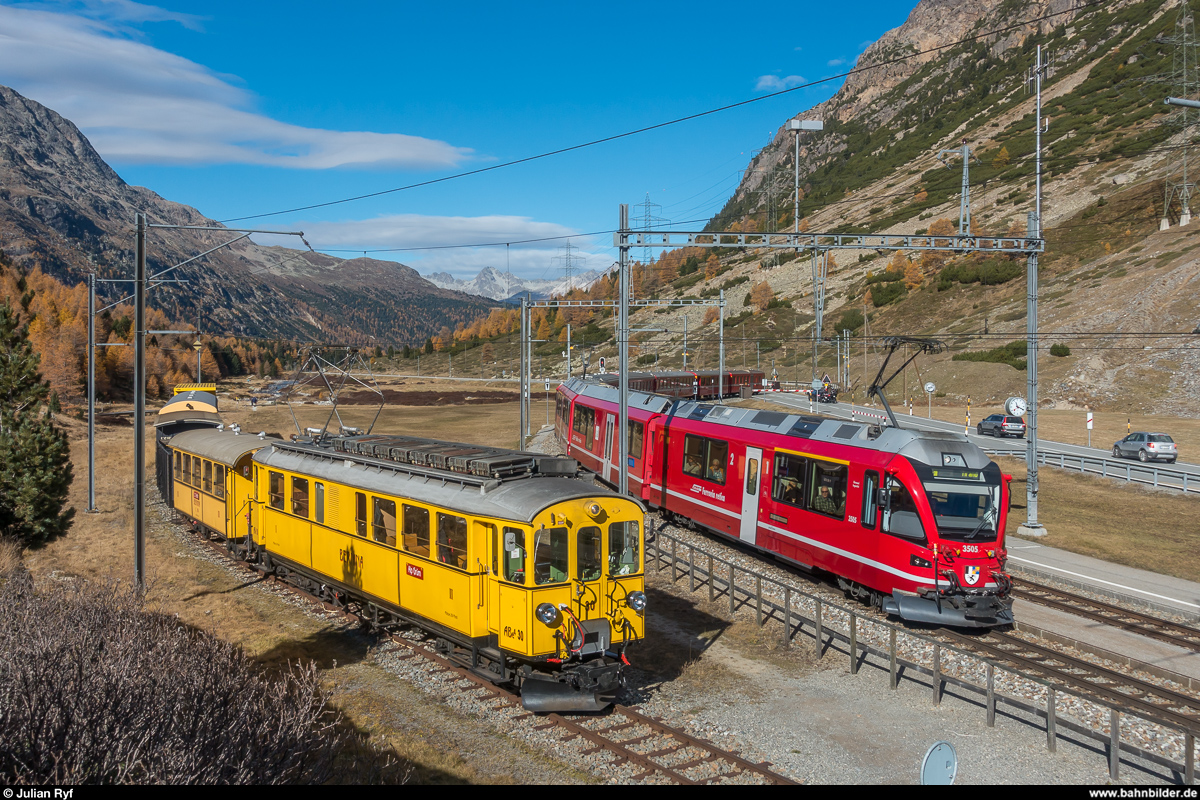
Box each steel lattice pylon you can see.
[1148,0,1200,227]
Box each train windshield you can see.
[923,481,1000,542]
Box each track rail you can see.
[189,528,794,785]
[1011,577,1200,654]
[939,628,1200,733]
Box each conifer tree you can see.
[0,301,75,547]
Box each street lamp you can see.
[788,118,824,235]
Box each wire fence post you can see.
[986,664,996,726]
[814,600,823,659]
[688,545,695,592]
[1187,732,1194,785]
[889,628,898,689]
[729,563,736,615]
[783,586,791,648]
[1109,709,1120,780]
[708,554,714,602]
[756,575,763,626]
[849,613,858,674]
[671,538,677,583]
[933,644,941,704]
[1047,687,1057,752]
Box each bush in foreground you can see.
[0,571,346,784]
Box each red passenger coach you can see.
[557,378,1014,628]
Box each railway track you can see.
[1011,577,1200,654]
[187,526,795,786]
[939,627,1200,732]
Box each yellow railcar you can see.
[166,428,646,712]
[168,428,260,543]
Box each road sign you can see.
[924,382,936,394]
[1086,412,1093,430]
[192,341,202,351]
[544,379,550,392]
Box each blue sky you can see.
[0,0,914,279]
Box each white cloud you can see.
[253,213,611,280]
[827,58,846,67]
[13,0,206,30]
[0,4,473,169]
[755,74,805,92]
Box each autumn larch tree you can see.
[750,281,774,312]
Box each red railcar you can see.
[557,378,1013,628]
[597,370,765,400]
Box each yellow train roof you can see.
[173,383,217,395]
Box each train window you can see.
[572,405,593,437]
[861,471,879,530]
[577,526,602,582]
[203,460,213,494]
[882,477,926,542]
[373,498,397,547]
[808,461,848,520]
[682,435,727,483]
[609,521,640,575]
[745,456,759,496]
[314,482,324,524]
[502,527,525,584]
[533,526,569,585]
[683,436,703,477]
[772,452,807,508]
[355,492,367,537]
[213,464,225,500]
[291,477,309,518]
[627,421,644,460]
[182,453,191,484]
[192,457,202,488]
[402,505,430,556]
[436,513,468,569]
[268,471,284,510]
[173,451,181,480]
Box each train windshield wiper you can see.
[964,506,996,540]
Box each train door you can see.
[740,447,763,545]
[604,416,615,484]
[496,525,532,656]
[190,458,202,519]
[487,526,501,634]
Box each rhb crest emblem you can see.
[964,566,981,586]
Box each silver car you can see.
[1112,432,1178,463]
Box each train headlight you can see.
[535,603,561,627]
[626,591,647,612]
[586,502,603,518]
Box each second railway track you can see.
[1011,577,1200,654]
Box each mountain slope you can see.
[0,85,496,345]
[612,0,1200,415]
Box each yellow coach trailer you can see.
[251,436,646,711]
[168,428,262,545]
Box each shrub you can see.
[834,308,865,332]
[0,573,350,784]
[1049,343,1071,357]
[951,340,1028,370]
[871,281,907,306]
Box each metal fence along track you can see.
[648,528,1200,783]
